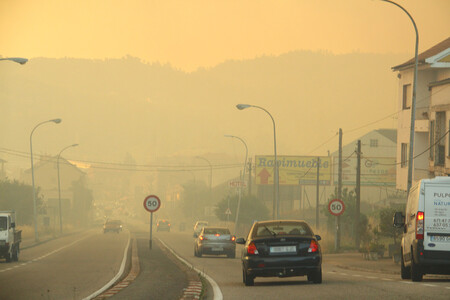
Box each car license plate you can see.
[430,235,450,242]
[212,247,223,251]
[270,246,296,253]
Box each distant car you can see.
[194,227,236,258]
[193,221,208,236]
[157,219,171,232]
[236,220,322,286]
[103,220,122,233]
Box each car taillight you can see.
[247,242,259,255]
[215,233,220,237]
[168,223,171,226]
[416,211,424,240]
[308,240,319,253]
[199,235,207,241]
[231,236,236,242]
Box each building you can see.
[393,37,450,190]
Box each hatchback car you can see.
[157,219,171,232]
[236,220,322,286]
[194,227,236,258]
[103,219,122,233]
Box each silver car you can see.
[194,227,236,258]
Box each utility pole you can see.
[336,128,343,251]
[316,157,320,230]
[247,158,252,196]
[355,140,361,249]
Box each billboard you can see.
[334,157,396,186]
[255,155,332,186]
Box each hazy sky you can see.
[1,0,449,72]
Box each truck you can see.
[393,177,450,281]
[0,211,22,262]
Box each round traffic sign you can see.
[328,199,345,216]
[143,195,161,213]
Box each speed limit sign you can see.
[143,195,161,213]
[328,199,345,216]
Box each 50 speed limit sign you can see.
[328,199,345,216]
[143,195,161,213]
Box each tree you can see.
[215,194,269,225]
[322,187,369,248]
[0,178,42,225]
[379,207,403,245]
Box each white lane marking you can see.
[158,238,223,300]
[445,287,450,290]
[352,274,362,277]
[366,276,378,279]
[422,284,437,287]
[381,278,393,281]
[2,231,96,273]
[82,231,131,300]
[401,281,413,284]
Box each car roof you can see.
[254,220,308,225]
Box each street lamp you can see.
[195,156,212,201]
[236,104,279,219]
[224,134,248,234]
[0,57,28,65]
[379,0,419,194]
[30,118,62,242]
[57,143,78,235]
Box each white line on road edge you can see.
[83,231,131,300]
[158,238,223,300]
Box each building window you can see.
[402,84,412,109]
[401,143,408,168]
[370,139,378,147]
[430,120,435,160]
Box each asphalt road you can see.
[158,231,450,300]
[0,228,129,300]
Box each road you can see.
[0,228,129,300]
[157,231,450,300]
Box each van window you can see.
[0,217,7,231]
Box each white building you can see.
[393,37,450,190]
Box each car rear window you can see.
[254,222,312,237]
[204,228,230,235]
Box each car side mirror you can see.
[236,237,246,244]
[11,222,15,228]
[393,212,405,228]
[315,235,321,241]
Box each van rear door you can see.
[424,183,450,252]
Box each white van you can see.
[393,176,450,281]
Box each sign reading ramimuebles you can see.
[255,155,332,186]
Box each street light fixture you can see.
[379,0,419,194]
[57,143,78,235]
[30,118,62,242]
[224,134,248,234]
[236,103,279,219]
[0,57,28,65]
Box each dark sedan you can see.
[236,220,322,286]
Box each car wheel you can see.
[411,252,423,282]
[400,249,411,279]
[243,269,254,286]
[309,268,322,284]
[5,251,12,263]
[12,247,19,262]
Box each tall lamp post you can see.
[195,156,212,201]
[30,118,62,242]
[380,0,419,194]
[57,143,78,235]
[224,134,248,234]
[236,104,279,219]
[0,57,28,64]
